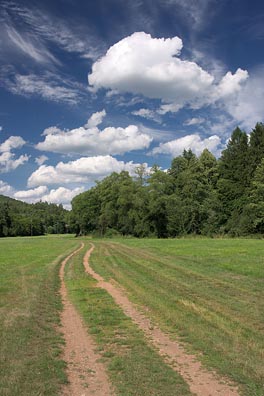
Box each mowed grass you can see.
[0,235,79,396]
[90,238,264,396]
[65,244,192,396]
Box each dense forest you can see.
[0,195,69,237]
[1,123,263,238]
[71,123,264,237]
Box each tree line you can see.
[0,196,69,237]
[71,123,264,237]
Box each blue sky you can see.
[0,0,263,208]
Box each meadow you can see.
[0,236,263,396]
[65,243,192,396]
[0,235,79,396]
[89,238,264,396]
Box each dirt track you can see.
[83,243,240,396]
[59,243,113,396]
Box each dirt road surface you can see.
[84,244,240,396]
[59,243,114,396]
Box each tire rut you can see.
[59,243,114,396]
[84,244,240,396]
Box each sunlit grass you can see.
[65,244,192,396]
[0,235,78,396]
[90,238,264,396]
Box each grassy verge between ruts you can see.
[65,242,192,396]
[0,235,79,396]
[89,238,264,396]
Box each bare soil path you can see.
[84,244,240,396]
[59,243,114,396]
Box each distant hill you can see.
[0,194,26,204]
[0,194,70,237]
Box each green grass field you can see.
[0,235,79,396]
[0,236,263,396]
[65,243,192,396]
[89,238,264,396]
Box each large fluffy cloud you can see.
[152,134,222,157]
[0,136,29,173]
[13,185,84,208]
[28,155,149,187]
[0,136,25,152]
[36,110,152,155]
[14,186,48,200]
[88,32,248,113]
[41,187,85,205]
[89,32,213,107]
[222,67,264,129]
[216,68,248,98]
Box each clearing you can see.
[1,236,263,396]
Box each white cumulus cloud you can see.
[36,110,152,156]
[217,68,249,98]
[0,151,29,173]
[222,67,264,130]
[0,136,25,152]
[0,180,14,196]
[88,32,214,109]
[13,185,84,208]
[28,156,149,187]
[41,186,85,205]
[0,136,29,173]
[85,109,106,128]
[88,32,250,121]
[152,134,222,157]
[14,185,48,200]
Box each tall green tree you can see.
[72,187,100,235]
[147,166,173,237]
[241,158,264,234]
[168,150,211,235]
[217,127,250,231]
[249,122,264,175]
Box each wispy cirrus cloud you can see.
[184,117,205,126]
[35,155,48,166]
[0,1,103,104]
[132,108,162,124]
[0,1,104,61]
[160,0,220,31]
[0,68,87,105]
[5,25,60,65]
